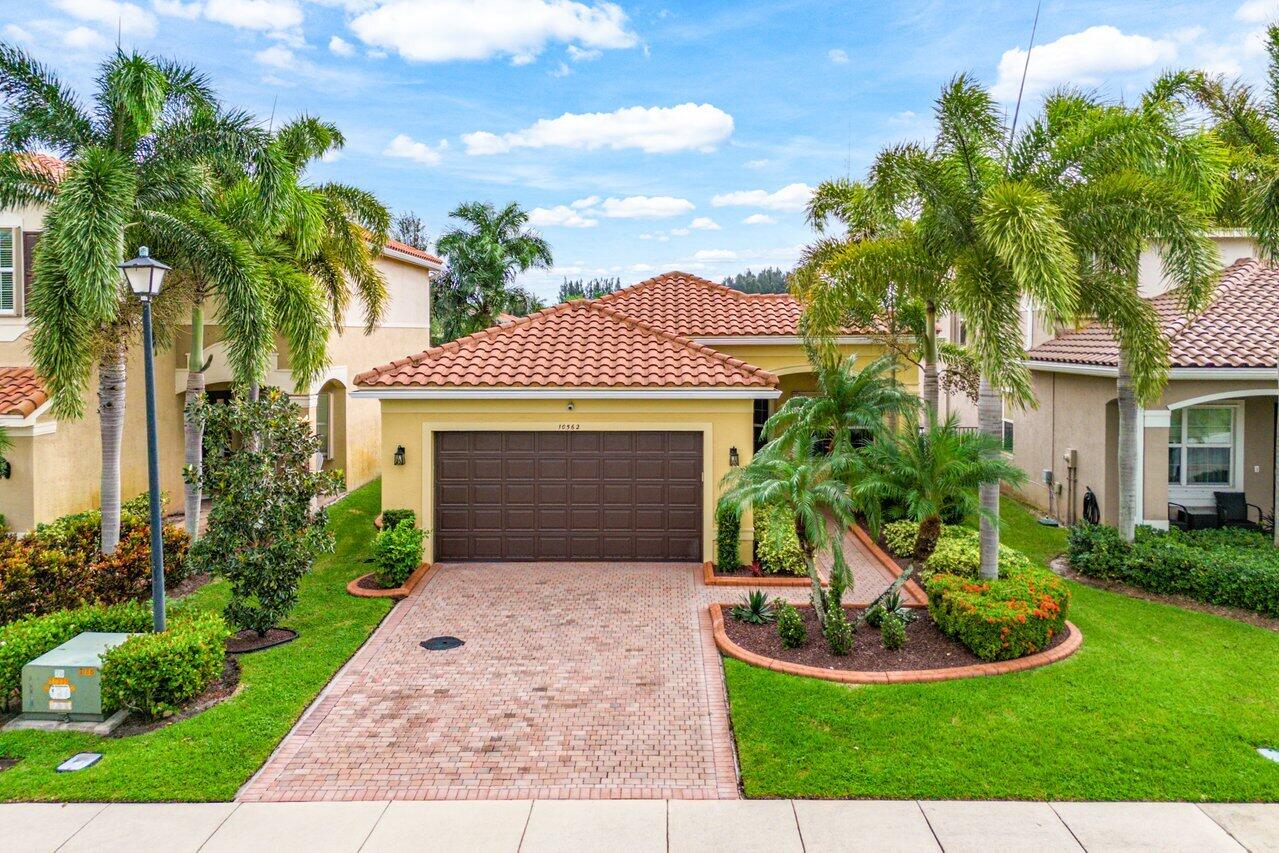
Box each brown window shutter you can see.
[22,231,39,315]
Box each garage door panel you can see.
[435,430,702,561]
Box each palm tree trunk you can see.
[797,518,827,627]
[922,300,939,427]
[977,375,1002,580]
[1117,351,1139,542]
[98,344,127,555]
[913,514,943,565]
[183,304,205,540]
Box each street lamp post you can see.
[120,247,170,632]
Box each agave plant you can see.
[730,590,776,625]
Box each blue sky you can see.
[3,0,1273,300]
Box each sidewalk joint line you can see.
[791,799,807,853]
[1047,802,1088,851]
[915,801,944,852]
[196,802,241,853]
[52,802,108,852]
[516,799,535,851]
[355,800,392,852]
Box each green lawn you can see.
[0,480,391,802]
[726,497,1279,801]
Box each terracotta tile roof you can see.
[382,238,442,265]
[597,271,862,337]
[0,367,48,417]
[1027,258,1279,369]
[355,299,777,390]
[16,153,66,181]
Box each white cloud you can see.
[743,213,776,225]
[567,44,602,61]
[64,25,110,49]
[383,133,447,165]
[991,25,1177,101]
[744,158,771,169]
[711,183,814,212]
[694,249,737,261]
[462,103,733,155]
[689,216,720,230]
[528,205,598,228]
[570,195,599,209]
[1236,0,1277,23]
[54,0,156,37]
[3,24,34,42]
[597,195,693,219]
[329,35,355,56]
[152,0,203,19]
[629,263,654,272]
[349,0,637,63]
[203,0,302,31]
[828,48,849,64]
[669,227,689,236]
[254,45,296,68]
[549,61,571,77]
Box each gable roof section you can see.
[1027,258,1279,370]
[0,367,48,418]
[354,298,777,391]
[597,271,854,337]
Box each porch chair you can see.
[1214,491,1265,530]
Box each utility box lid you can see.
[21,632,137,722]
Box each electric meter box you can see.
[21,632,136,721]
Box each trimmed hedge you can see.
[372,520,426,588]
[715,501,742,572]
[0,601,152,706]
[755,503,807,576]
[923,532,1032,580]
[926,564,1071,661]
[101,611,231,721]
[380,508,415,530]
[1068,523,1279,617]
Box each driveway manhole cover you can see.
[421,636,464,651]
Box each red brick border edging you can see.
[346,563,433,600]
[702,561,816,587]
[710,603,1082,684]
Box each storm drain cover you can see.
[421,636,464,651]
[1260,747,1279,763]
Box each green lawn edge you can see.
[0,480,392,802]
[726,497,1279,801]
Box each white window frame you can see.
[1167,403,1243,503]
[0,227,16,316]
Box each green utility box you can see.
[21,632,136,722]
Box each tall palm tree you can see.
[850,415,1026,566]
[434,201,552,343]
[0,45,269,552]
[719,439,858,626]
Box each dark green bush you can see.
[755,503,806,576]
[926,564,1070,661]
[776,602,806,648]
[372,520,426,588]
[380,508,415,530]
[1066,523,1129,579]
[0,601,151,705]
[102,611,231,721]
[715,501,742,572]
[881,611,906,650]
[823,599,853,655]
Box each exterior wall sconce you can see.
[729,446,740,467]
[393,445,406,466]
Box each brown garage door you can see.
[434,431,703,561]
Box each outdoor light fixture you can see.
[729,446,740,467]
[120,246,169,632]
[393,445,406,466]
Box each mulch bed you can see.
[109,656,241,738]
[169,571,212,600]
[723,605,1069,673]
[0,758,17,772]
[354,572,394,592]
[226,627,298,654]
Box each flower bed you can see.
[925,565,1071,661]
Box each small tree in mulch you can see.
[185,387,343,639]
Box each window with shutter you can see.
[0,229,15,315]
[21,230,39,314]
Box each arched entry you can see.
[314,378,347,476]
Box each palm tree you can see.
[850,415,1026,566]
[0,45,269,552]
[434,201,552,343]
[719,440,858,626]
[763,352,917,456]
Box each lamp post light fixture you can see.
[120,246,170,632]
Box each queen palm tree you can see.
[0,45,269,552]
[434,201,552,343]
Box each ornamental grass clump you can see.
[186,389,343,637]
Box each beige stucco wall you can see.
[375,396,758,564]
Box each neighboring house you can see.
[354,272,910,564]
[0,159,440,532]
[939,232,1275,528]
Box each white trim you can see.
[0,318,28,342]
[1142,409,1171,428]
[381,244,442,271]
[690,335,885,346]
[1026,359,1278,380]
[0,397,55,433]
[354,387,781,400]
[1169,388,1278,409]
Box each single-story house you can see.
[355,271,910,564]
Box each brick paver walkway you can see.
[240,531,903,803]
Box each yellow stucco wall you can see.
[375,396,757,564]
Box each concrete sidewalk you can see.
[4,799,1276,852]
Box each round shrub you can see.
[776,602,806,649]
[101,611,231,721]
[380,508,416,531]
[881,520,922,558]
[926,564,1070,661]
[881,612,906,651]
[372,520,427,589]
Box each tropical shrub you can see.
[715,501,742,572]
[0,601,151,705]
[101,611,231,721]
[823,598,854,655]
[730,590,775,624]
[187,389,343,636]
[776,602,806,648]
[380,508,415,530]
[372,520,426,588]
[882,519,927,558]
[880,611,906,650]
[926,564,1070,661]
[1066,523,1129,579]
[922,530,1030,580]
[865,589,913,628]
[754,503,807,576]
